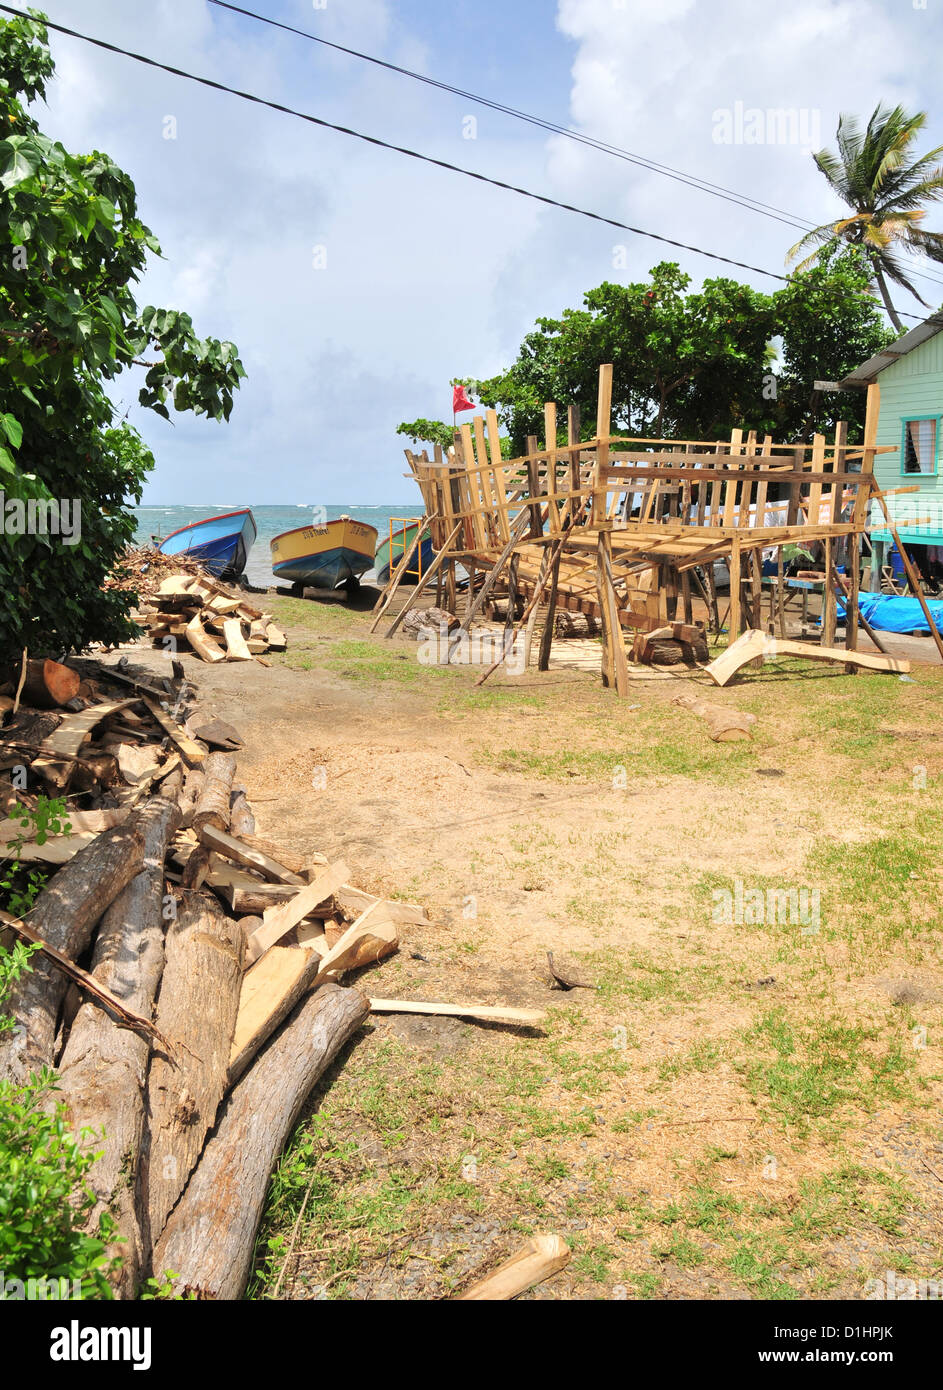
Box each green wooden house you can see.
[843,312,943,589]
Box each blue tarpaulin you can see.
[837,591,943,635]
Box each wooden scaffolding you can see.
[388,365,897,694]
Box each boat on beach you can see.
[375,520,435,585]
[157,508,256,580]
[270,516,379,590]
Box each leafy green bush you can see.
[0,795,69,918]
[0,1065,117,1298]
[0,9,245,665]
[0,801,116,1299]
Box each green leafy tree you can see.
[470,263,777,449]
[788,103,943,331]
[773,244,894,436]
[459,258,889,451]
[0,9,246,664]
[395,418,455,453]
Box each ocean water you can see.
[132,503,423,588]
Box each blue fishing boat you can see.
[158,508,257,580]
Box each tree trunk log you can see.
[139,892,245,1251]
[552,609,600,638]
[228,789,255,838]
[176,765,205,828]
[673,692,756,742]
[191,752,236,833]
[151,983,368,1298]
[20,658,81,709]
[0,817,147,1085]
[0,708,59,756]
[53,796,182,1297]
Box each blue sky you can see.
[27,0,943,503]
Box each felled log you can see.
[228,788,255,837]
[151,983,369,1299]
[673,692,757,742]
[139,893,246,1250]
[181,844,210,890]
[455,1233,570,1300]
[53,795,181,1298]
[192,751,237,833]
[553,610,601,638]
[226,884,335,918]
[401,606,459,641]
[176,766,205,828]
[20,658,80,709]
[0,708,59,758]
[0,817,147,1086]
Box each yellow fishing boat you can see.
[270,515,378,590]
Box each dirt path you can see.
[108,598,943,1300]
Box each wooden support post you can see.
[728,538,742,642]
[681,566,693,627]
[595,531,629,696]
[844,531,861,670]
[566,404,581,518]
[822,536,837,646]
[537,547,561,672]
[525,436,542,538]
[591,365,613,526]
[749,550,762,629]
[776,546,787,638]
[465,560,477,620]
[506,554,519,642]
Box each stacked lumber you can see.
[0,657,545,1299]
[134,571,287,665]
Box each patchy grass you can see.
[248,597,943,1302]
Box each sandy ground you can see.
[100,593,943,1300]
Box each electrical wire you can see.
[0,3,926,323]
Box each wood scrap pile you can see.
[0,659,545,1299]
[134,570,287,666]
[104,545,215,601]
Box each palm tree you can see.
[788,104,943,331]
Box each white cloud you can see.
[16,0,943,505]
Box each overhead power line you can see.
[0,4,925,323]
[206,0,943,294]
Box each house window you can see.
[903,418,937,474]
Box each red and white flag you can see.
[452,383,476,413]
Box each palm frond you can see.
[785,223,847,267]
[871,248,931,305]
